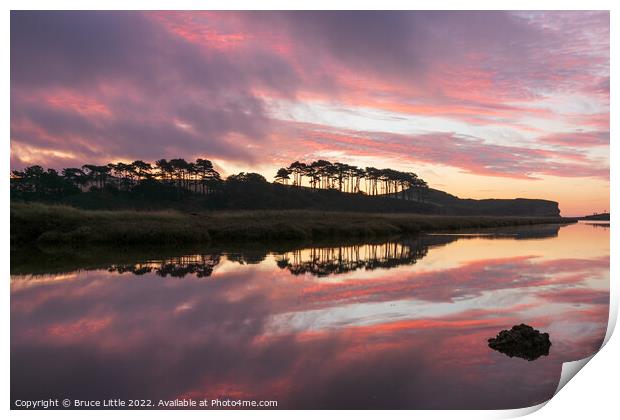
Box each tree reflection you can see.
[108,254,221,278]
[583,222,609,229]
[274,239,432,277]
[105,239,444,279]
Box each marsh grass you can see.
[11,202,577,246]
[11,202,210,245]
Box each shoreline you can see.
[11,202,578,246]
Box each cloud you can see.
[10,11,300,166]
[274,122,609,180]
[539,131,609,147]
[295,255,608,306]
[10,11,609,188]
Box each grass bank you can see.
[11,202,577,246]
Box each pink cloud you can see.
[539,131,609,147]
[10,11,609,202]
[297,255,608,306]
[275,122,609,180]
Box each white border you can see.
[3,1,617,419]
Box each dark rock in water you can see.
[488,324,551,361]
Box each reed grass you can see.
[11,202,577,246]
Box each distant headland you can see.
[579,212,610,221]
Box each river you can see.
[10,221,609,409]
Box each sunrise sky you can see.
[10,11,609,216]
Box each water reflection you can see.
[582,222,610,229]
[82,237,457,279]
[101,225,566,279]
[275,238,439,277]
[108,255,221,278]
[11,223,609,409]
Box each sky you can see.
[10,11,609,216]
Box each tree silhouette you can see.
[274,168,291,185]
[11,157,429,207]
[276,160,428,198]
[132,160,153,181]
[195,158,217,194]
[81,164,110,189]
[61,167,88,190]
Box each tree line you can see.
[10,158,222,196]
[11,157,429,202]
[275,160,428,200]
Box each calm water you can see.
[11,222,609,409]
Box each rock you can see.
[488,324,551,361]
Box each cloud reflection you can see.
[11,223,609,409]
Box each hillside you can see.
[11,159,562,217]
[579,213,610,221]
[413,188,561,217]
[11,180,561,217]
